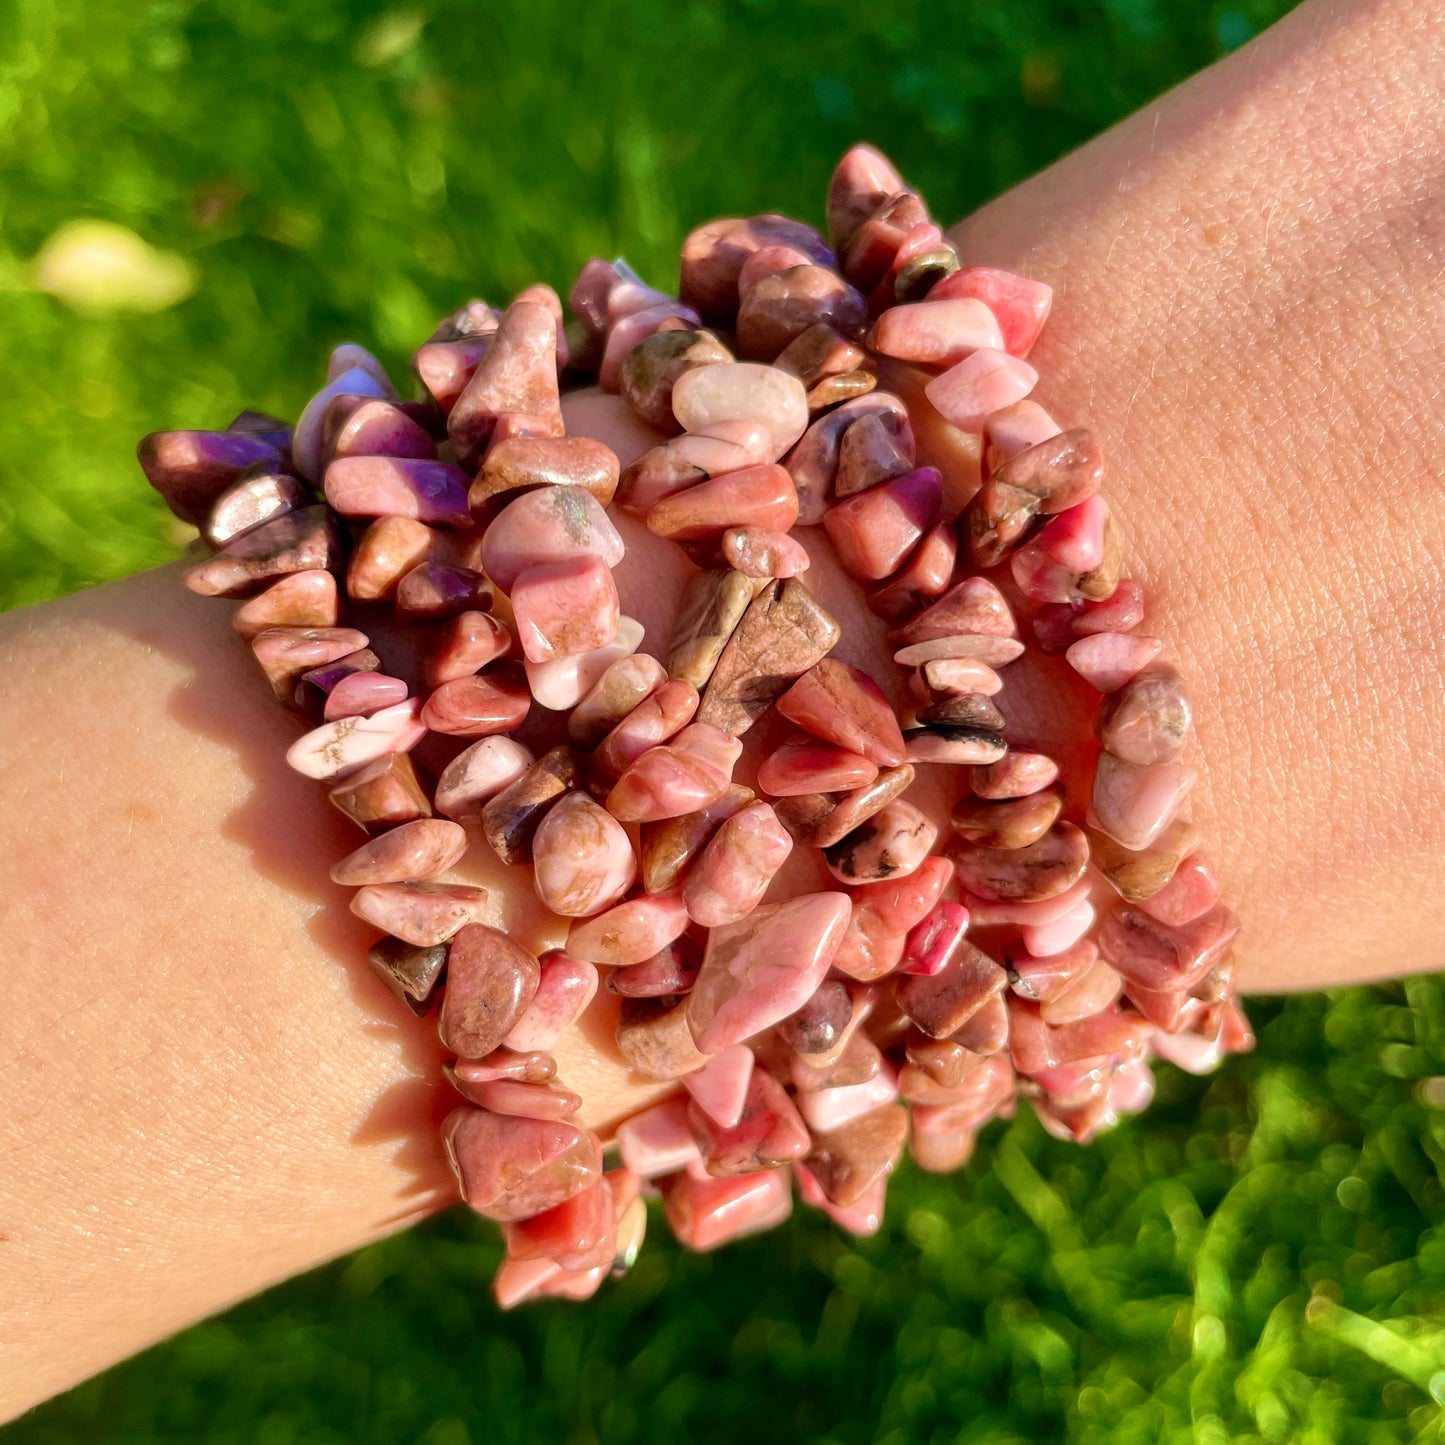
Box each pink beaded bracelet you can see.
[139,142,1251,1308]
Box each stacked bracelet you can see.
[139,142,1251,1309]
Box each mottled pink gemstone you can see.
[924,348,1038,432]
[1010,495,1111,604]
[606,722,742,822]
[892,635,1025,667]
[757,736,878,797]
[682,800,794,927]
[504,950,600,1051]
[510,555,620,664]
[447,301,563,465]
[722,526,812,578]
[1038,956,1123,1026]
[1021,894,1097,958]
[869,522,957,622]
[981,399,1063,476]
[440,925,541,1057]
[595,678,701,777]
[777,659,907,768]
[467,1079,582,1120]
[784,391,912,525]
[323,456,472,529]
[1066,633,1163,692]
[795,1165,886,1237]
[566,890,691,967]
[1097,903,1240,992]
[682,1045,755,1130]
[185,506,342,598]
[679,214,832,323]
[530,792,637,917]
[322,671,409,720]
[292,366,392,482]
[826,143,906,252]
[671,362,810,461]
[394,562,491,623]
[424,611,513,688]
[1137,853,1220,927]
[689,1068,811,1175]
[825,800,937,884]
[647,462,799,540]
[331,818,468,885]
[204,468,307,548]
[797,1063,899,1133]
[871,297,1004,365]
[930,266,1053,358]
[327,396,436,463]
[823,467,943,581]
[352,880,487,948]
[964,874,1094,928]
[250,625,369,702]
[1090,753,1197,850]
[972,752,1060,799]
[738,243,822,293]
[444,1107,601,1222]
[598,300,703,391]
[1008,938,1099,1004]
[232,570,339,642]
[617,1097,703,1177]
[501,1174,613,1272]
[922,656,1004,698]
[900,901,971,976]
[663,1167,792,1251]
[493,1256,606,1309]
[687,892,852,1053]
[435,736,535,824]
[421,667,531,737]
[526,615,644,712]
[479,485,625,595]
[286,698,426,780]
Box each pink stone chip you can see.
[930,266,1054,359]
[823,467,943,581]
[511,555,620,664]
[1022,894,1097,958]
[671,362,810,461]
[901,901,971,976]
[892,635,1025,668]
[1066,633,1164,693]
[776,658,907,767]
[824,800,937,884]
[605,723,742,822]
[479,485,625,595]
[682,800,794,927]
[893,576,1017,645]
[286,698,427,780]
[1011,495,1113,604]
[323,672,410,720]
[617,1097,703,1177]
[973,752,1060,799]
[682,1045,755,1130]
[663,1167,792,1251]
[1137,853,1220,927]
[565,890,691,967]
[443,1107,601,1222]
[757,736,878,797]
[924,348,1038,432]
[351,881,487,947]
[323,456,473,529]
[722,527,812,578]
[233,570,339,642]
[795,1165,886,1237]
[531,792,637,917]
[526,615,644,711]
[595,678,700,777]
[871,298,1004,365]
[687,891,851,1053]
[688,1068,812,1174]
[1090,753,1197,850]
[797,1064,899,1133]
[599,300,703,391]
[784,392,913,526]
[646,462,799,539]
[447,301,563,465]
[827,143,906,252]
[1039,956,1123,1026]
[982,399,1063,477]
[435,736,535,824]
[293,366,391,482]
[504,951,600,1051]
[425,611,513,688]
[331,818,468,885]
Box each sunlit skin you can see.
[3,0,1444,1419]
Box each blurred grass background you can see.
[8,0,1445,1440]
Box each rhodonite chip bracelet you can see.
[138,144,1252,1308]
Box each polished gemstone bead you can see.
[919,657,1002,701]
[492,1255,606,1308]
[594,678,700,778]
[450,1049,557,1090]
[784,391,912,525]
[481,747,577,865]
[823,800,936,884]
[671,361,810,460]
[504,950,599,1051]
[250,625,369,703]
[848,854,954,942]
[603,304,707,393]
[869,524,958,623]
[924,348,1038,432]
[757,735,878,798]
[606,722,741,821]
[352,880,487,948]
[328,752,432,834]
[954,990,1010,1054]
[680,1044,754,1131]
[679,214,833,323]
[421,666,531,737]
[226,408,292,448]
[619,327,732,431]
[324,456,472,529]
[893,576,1018,648]
[501,1176,613,1275]
[447,301,562,466]
[1065,632,1163,692]
[293,647,381,717]
[1095,663,1192,765]
[232,570,338,642]
[826,143,906,253]
[843,190,929,292]
[1038,956,1122,1025]
[184,505,341,598]
[1090,753,1197,850]
[324,671,409,721]
[917,694,1006,730]
[663,1167,793,1250]
[394,562,492,622]
[774,321,868,389]
[689,1067,811,1176]
[138,429,287,524]
[1012,495,1122,604]
[606,934,702,997]
[823,467,942,581]
[647,462,799,541]
[638,784,755,894]
[1008,938,1099,1004]
[871,297,1004,365]
[929,266,1053,358]
[949,821,1089,902]
[470,435,620,514]
[697,578,841,736]
[836,411,915,498]
[332,818,467,885]
[510,556,619,664]
[777,658,906,767]
[666,568,758,690]
[1089,817,1200,903]
[905,1032,973,1088]
[1138,853,1219,927]
[435,737,534,825]
[721,526,811,578]
[439,925,541,1058]
[293,363,393,481]
[326,396,435,463]
[900,901,970,976]
[687,892,851,1053]
[464,1079,581,1120]
[615,994,711,1078]
[865,215,948,312]
[567,889,691,968]
[204,468,307,549]
[531,792,637,917]
[526,615,645,713]
[951,791,1061,849]
[777,981,854,1055]
[479,486,624,595]
[771,763,915,849]
[569,654,667,749]
[616,422,774,516]
[736,264,867,360]
[1098,903,1240,993]
[617,1097,703,1176]
[287,698,426,780]
[682,800,793,926]
[346,516,435,602]
[443,1107,601,1222]
[893,635,1025,668]
[738,242,824,294]
[902,724,1007,766]
[424,611,513,688]
[366,936,447,1014]
[414,335,490,413]
[909,1111,978,1174]
[972,752,1059,799]
[897,939,1007,1039]
[1067,577,1147,639]
[802,1104,907,1207]
[1021,891,1097,957]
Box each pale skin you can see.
[3,0,1443,1420]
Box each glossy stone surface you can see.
[638,783,755,894]
[326,396,435,463]
[351,881,487,948]
[619,327,733,431]
[324,456,472,528]
[479,486,624,595]
[949,821,1090,902]
[470,435,620,513]
[346,516,435,602]
[823,800,937,885]
[250,625,369,703]
[366,936,448,1014]
[1095,664,1192,765]
[232,570,338,641]
[682,800,793,926]
[772,763,915,849]
[511,555,620,664]
[184,505,341,598]
[568,653,667,749]
[443,1107,601,1222]
[531,792,637,917]
[1011,495,1122,605]
[647,462,799,540]
[604,720,739,822]
[662,1167,793,1251]
[903,723,1007,766]
[594,679,700,779]
[871,297,1004,364]
[605,935,703,997]
[803,1104,907,1207]
[666,569,758,692]
[901,901,971,976]
[394,562,491,622]
[1090,753,1197,850]
[682,1045,755,1130]
[615,996,711,1079]
[287,698,427,780]
[421,667,531,737]
[434,737,534,825]
[526,615,645,713]
[721,527,812,578]
[481,747,577,865]
[679,213,832,323]
[567,890,692,968]
[897,941,1007,1038]
[1138,853,1220,927]
[1066,632,1163,692]
[1098,903,1240,992]
[774,321,868,388]
[424,611,512,688]
[826,143,906,252]
[824,467,942,581]
[138,428,287,524]
[689,1067,811,1175]
[447,301,563,466]
[776,659,906,767]
[328,752,432,834]
[687,892,852,1053]
[972,752,1060,799]
[332,818,468,885]
[835,411,915,499]
[930,265,1054,358]
[892,635,1025,668]
[784,392,911,525]
[697,579,841,736]
[504,951,599,1051]
[616,1098,702,1176]
[893,576,1017,647]
[924,348,1038,432]
[1089,817,1201,902]
[757,735,878,796]
[951,791,1062,849]
[736,264,866,360]
[671,361,810,460]
[204,468,307,548]
[439,925,541,1058]
[323,672,409,721]
[617,421,773,516]
[777,981,855,1054]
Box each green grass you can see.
[11,0,1445,1440]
